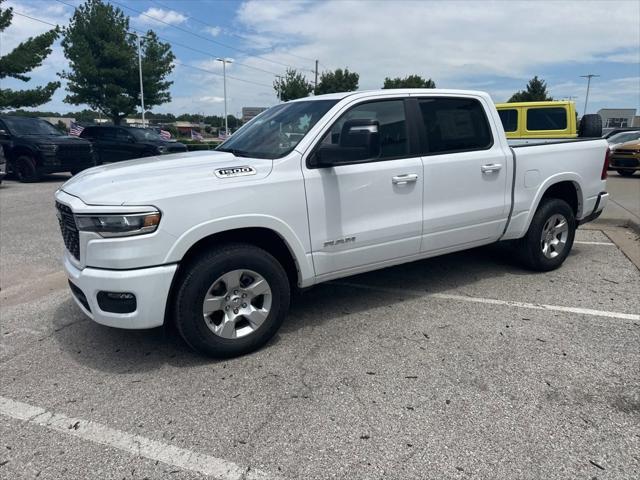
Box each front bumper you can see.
[578,192,609,226]
[610,153,640,171]
[64,253,177,329]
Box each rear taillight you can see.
[601,147,610,180]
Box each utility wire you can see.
[11,11,59,28]
[172,60,273,89]
[109,0,313,73]
[40,1,277,89]
[150,0,319,64]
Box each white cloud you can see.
[236,0,640,82]
[204,26,222,37]
[199,95,224,104]
[136,7,187,27]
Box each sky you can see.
[1,0,639,118]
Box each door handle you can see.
[481,163,502,174]
[392,173,418,185]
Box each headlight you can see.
[39,144,58,153]
[74,211,161,237]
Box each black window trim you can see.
[525,106,568,132]
[306,97,418,169]
[498,107,519,133]
[413,96,495,157]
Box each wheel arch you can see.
[7,144,39,164]
[511,174,584,239]
[164,216,315,289]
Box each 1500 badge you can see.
[215,166,257,178]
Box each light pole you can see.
[275,75,283,102]
[128,32,146,127]
[216,57,232,136]
[580,74,600,115]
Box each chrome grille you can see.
[56,202,80,260]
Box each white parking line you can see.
[574,241,615,246]
[0,396,275,480]
[332,282,640,321]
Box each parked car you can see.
[0,116,95,182]
[79,126,187,163]
[602,127,640,138]
[495,101,601,140]
[609,139,639,176]
[55,89,609,358]
[0,144,6,184]
[607,131,640,150]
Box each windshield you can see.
[608,131,640,144]
[2,117,62,136]
[217,100,338,159]
[129,128,163,141]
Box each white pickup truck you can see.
[55,89,610,357]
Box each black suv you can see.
[79,126,187,163]
[0,116,95,182]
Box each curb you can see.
[591,218,640,234]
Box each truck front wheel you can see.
[14,154,42,183]
[517,198,576,271]
[174,243,290,358]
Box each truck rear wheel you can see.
[174,243,290,358]
[517,198,576,271]
[14,154,42,183]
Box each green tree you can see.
[60,0,175,124]
[508,76,553,102]
[383,75,436,89]
[273,68,313,102]
[315,68,359,95]
[0,0,60,109]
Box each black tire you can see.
[517,198,576,271]
[578,114,602,138]
[174,243,290,358]
[14,154,42,182]
[617,169,636,177]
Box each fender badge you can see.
[214,166,257,178]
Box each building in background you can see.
[242,107,267,123]
[597,108,637,129]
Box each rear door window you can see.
[526,107,567,131]
[417,97,493,154]
[498,109,518,132]
[100,128,118,141]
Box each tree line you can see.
[273,69,438,102]
[0,0,174,125]
[1,0,555,126]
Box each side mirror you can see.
[313,119,380,167]
[0,129,9,140]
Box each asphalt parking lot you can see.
[1,175,639,480]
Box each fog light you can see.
[97,291,137,314]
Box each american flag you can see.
[190,129,204,141]
[69,122,84,136]
[159,129,171,140]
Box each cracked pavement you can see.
[1,176,639,479]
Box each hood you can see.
[613,140,640,150]
[17,134,91,146]
[61,150,273,206]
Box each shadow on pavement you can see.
[52,244,534,373]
